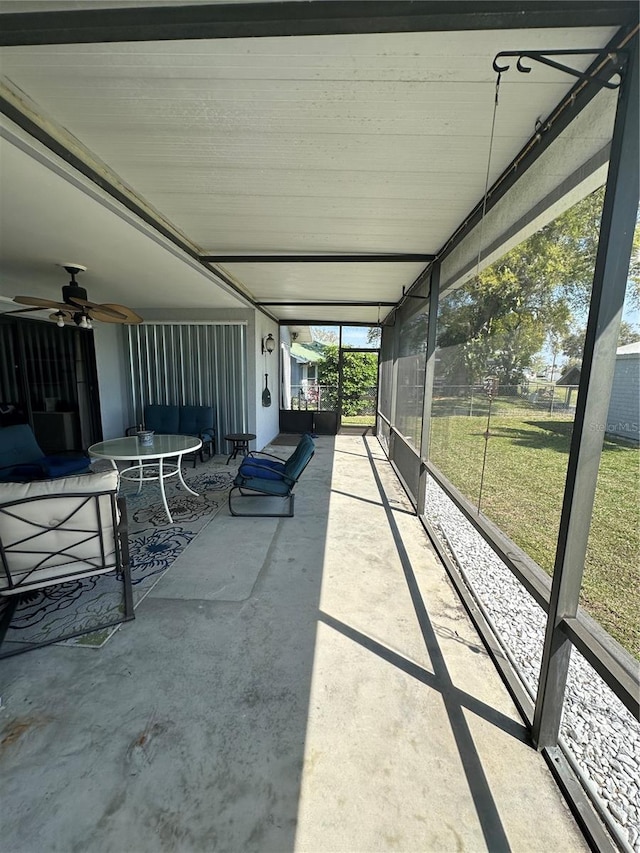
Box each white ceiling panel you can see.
[0,18,623,323]
[0,128,247,313]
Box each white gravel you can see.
[425,477,640,853]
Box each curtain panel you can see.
[126,323,248,443]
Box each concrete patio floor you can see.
[0,435,588,853]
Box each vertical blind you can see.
[0,319,79,411]
[126,323,248,442]
[23,321,78,410]
[0,322,19,405]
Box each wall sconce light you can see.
[262,333,276,354]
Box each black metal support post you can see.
[417,263,440,516]
[388,310,401,462]
[532,37,639,750]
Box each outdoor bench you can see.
[127,404,216,464]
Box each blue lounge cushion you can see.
[238,459,285,481]
[233,473,293,496]
[0,424,89,482]
[284,434,315,481]
[0,463,43,483]
[0,424,43,468]
[41,455,90,478]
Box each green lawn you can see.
[341,414,376,426]
[429,409,640,659]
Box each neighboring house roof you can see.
[289,326,314,343]
[616,341,640,356]
[290,341,325,363]
[557,365,581,386]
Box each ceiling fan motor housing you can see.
[62,283,88,305]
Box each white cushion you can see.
[0,469,119,501]
[0,470,121,593]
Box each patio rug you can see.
[1,458,236,652]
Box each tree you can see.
[434,188,631,391]
[311,327,339,344]
[562,320,639,364]
[316,344,378,415]
[366,327,382,346]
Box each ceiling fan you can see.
[11,264,143,328]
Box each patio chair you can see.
[228,433,315,518]
[0,469,134,658]
[0,423,90,482]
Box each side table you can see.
[224,432,256,464]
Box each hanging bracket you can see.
[401,286,425,300]
[493,49,626,91]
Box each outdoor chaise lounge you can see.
[0,469,134,657]
[228,433,315,517]
[0,423,90,482]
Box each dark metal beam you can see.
[560,617,639,718]
[278,318,380,327]
[532,33,639,750]
[543,747,619,853]
[1,2,637,46]
[417,264,439,516]
[257,301,396,307]
[203,254,435,263]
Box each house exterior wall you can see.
[92,323,131,440]
[254,313,280,451]
[606,352,640,442]
[93,307,280,452]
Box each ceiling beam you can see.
[257,301,396,307]
[280,318,382,326]
[0,1,637,47]
[202,254,435,264]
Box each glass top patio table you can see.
[89,434,203,523]
[89,434,202,460]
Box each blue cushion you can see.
[42,455,90,478]
[284,435,315,481]
[178,405,214,437]
[144,405,179,434]
[0,424,44,468]
[242,458,285,472]
[0,424,89,482]
[0,462,43,483]
[234,473,292,496]
[238,459,285,481]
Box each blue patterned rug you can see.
[1,459,236,652]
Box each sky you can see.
[311,325,378,348]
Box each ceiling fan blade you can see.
[3,305,53,315]
[14,295,73,311]
[66,297,126,319]
[93,303,143,324]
